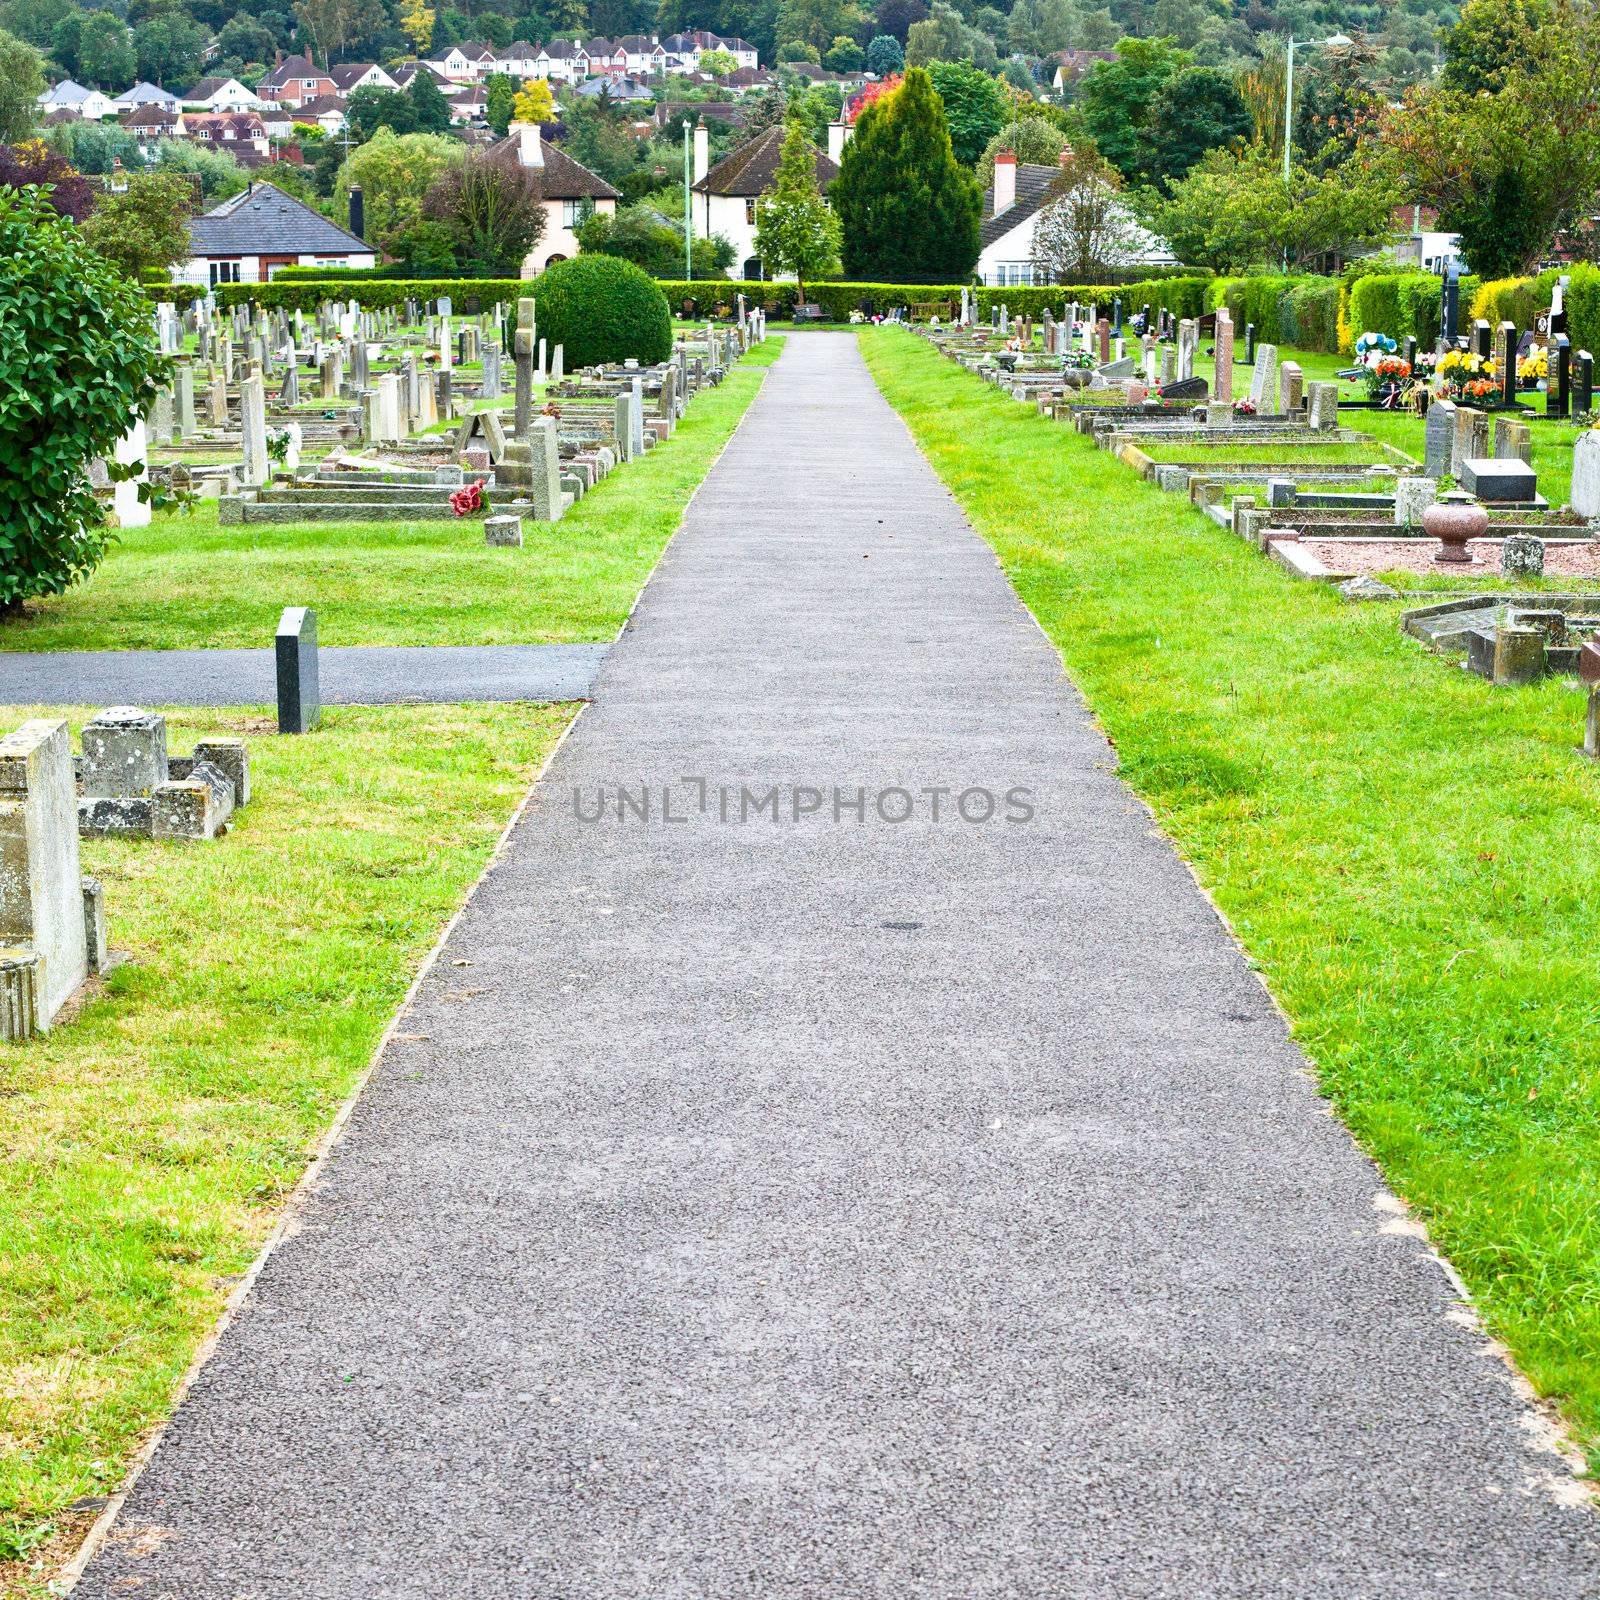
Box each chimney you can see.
[517,119,544,167]
[993,148,1016,214]
[693,116,708,182]
[348,182,364,240]
[826,118,849,164]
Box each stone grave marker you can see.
[0,718,90,1036]
[1571,429,1600,517]
[1424,398,1457,476]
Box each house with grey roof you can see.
[180,180,376,288]
[37,79,116,120]
[113,81,182,112]
[180,75,262,112]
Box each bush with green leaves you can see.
[528,254,671,370]
[0,186,166,610]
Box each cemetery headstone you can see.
[275,607,320,734]
[1577,349,1595,417]
[1213,311,1233,403]
[1501,534,1545,578]
[1424,397,1457,477]
[1248,343,1278,410]
[0,718,89,1034]
[1571,429,1600,518]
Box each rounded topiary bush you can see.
[531,254,671,371]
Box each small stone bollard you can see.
[485,514,523,548]
[1500,533,1546,579]
[275,606,321,735]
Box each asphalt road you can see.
[73,333,1598,1599]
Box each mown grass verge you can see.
[0,340,783,654]
[0,702,571,1596]
[862,325,1600,1472]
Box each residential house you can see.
[447,85,487,124]
[113,81,182,112]
[656,99,745,130]
[255,55,337,108]
[292,94,350,136]
[180,76,262,112]
[719,65,777,91]
[328,62,398,94]
[974,150,1173,286]
[181,180,377,286]
[37,79,116,120]
[489,122,620,272]
[690,120,837,280]
[1049,48,1117,91]
[426,40,498,80]
[617,34,669,73]
[540,40,590,82]
[183,111,271,157]
[391,62,455,92]
[121,103,183,154]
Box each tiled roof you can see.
[485,132,622,198]
[294,94,348,115]
[328,64,384,89]
[183,76,246,100]
[256,56,317,87]
[692,124,836,196]
[979,162,1059,248]
[188,180,371,256]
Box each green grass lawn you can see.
[863,325,1600,1473]
[1,341,783,653]
[1137,440,1405,467]
[1244,346,1589,508]
[0,702,572,1597]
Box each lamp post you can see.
[1283,33,1352,184]
[683,117,694,280]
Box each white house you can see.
[328,62,398,94]
[181,180,377,287]
[113,81,182,112]
[38,79,116,120]
[691,120,838,281]
[491,122,620,273]
[180,76,262,112]
[974,150,1174,287]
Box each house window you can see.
[563,199,583,227]
[744,198,756,225]
[302,78,317,89]
[209,260,240,285]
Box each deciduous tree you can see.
[1029,142,1142,279]
[754,113,841,297]
[0,26,44,142]
[926,57,1006,165]
[422,152,545,275]
[81,170,192,278]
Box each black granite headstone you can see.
[1160,375,1209,400]
[1244,322,1256,364]
[1473,318,1492,360]
[1112,296,1123,333]
[1441,260,1460,348]
[1403,335,1418,371]
[276,605,321,734]
[1552,333,1571,418]
[1576,349,1594,416]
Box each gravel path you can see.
[73,332,1598,1599]
[0,642,607,707]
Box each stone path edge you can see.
[859,328,1595,1498]
[52,347,784,1591]
[54,703,591,1594]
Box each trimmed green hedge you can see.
[528,255,671,369]
[216,274,1213,322]
[216,277,525,311]
[273,264,396,282]
[138,282,205,307]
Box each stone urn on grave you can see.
[1424,496,1489,564]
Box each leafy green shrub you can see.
[1561,264,1600,363]
[528,255,670,370]
[0,186,166,609]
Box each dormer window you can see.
[302,78,317,89]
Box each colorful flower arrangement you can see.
[1433,349,1498,401]
[1233,397,1257,414]
[1517,345,1549,384]
[1062,350,1094,369]
[449,480,485,517]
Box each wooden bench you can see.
[792,302,826,323]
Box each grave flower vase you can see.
[1424,501,1489,565]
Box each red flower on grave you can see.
[449,480,484,517]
